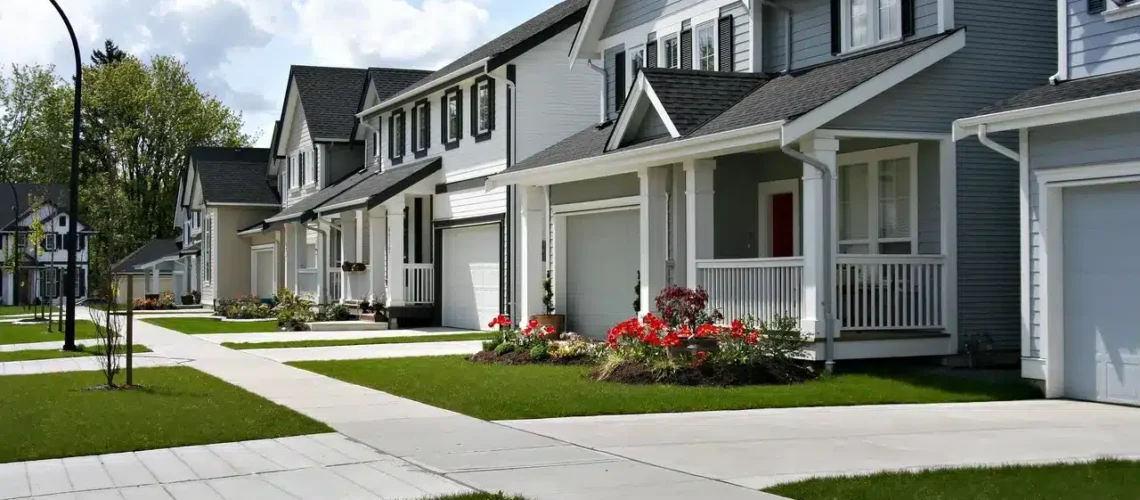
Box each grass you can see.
[289,356,1041,420]
[0,366,330,463]
[223,332,492,350]
[766,460,1140,500]
[0,305,58,317]
[143,317,278,334]
[0,344,152,363]
[0,320,102,345]
[430,495,529,500]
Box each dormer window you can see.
[842,0,902,52]
[477,81,491,134]
[663,35,680,69]
[696,22,716,71]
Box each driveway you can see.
[502,400,1140,490]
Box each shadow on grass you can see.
[832,359,1042,401]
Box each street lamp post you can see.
[48,0,81,351]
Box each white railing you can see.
[404,264,434,304]
[327,270,342,303]
[696,257,803,325]
[836,255,946,331]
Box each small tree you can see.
[88,274,124,388]
[26,196,45,319]
[542,270,555,315]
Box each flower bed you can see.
[473,315,601,365]
[134,292,176,311]
[214,296,274,320]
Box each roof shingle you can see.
[292,66,369,140]
[190,147,278,205]
[112,239,179,274]
[970,68,1140,117]
[315,157,442,214]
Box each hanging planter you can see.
[351,262,367,272]
[340,262,355,272]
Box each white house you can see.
[0,184,92,306]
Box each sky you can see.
[0,0,562,146]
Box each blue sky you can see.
[0,0,562,146]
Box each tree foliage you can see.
[0,65,72,183]
[90,40,126,67]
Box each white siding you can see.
[284,92,315,208]
[515,25,603,164]
[434,186,508,221]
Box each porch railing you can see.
[327,269,342,303]
[404,264,434,304]
[696,257,803,325]
[836,255,945,331]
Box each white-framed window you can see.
[696,22,717,71]
[415,101,430,151]
[312,145,320,184]
[203,213,213,283]
[476,80,491,134]
[329,226,343,267]
[44,234,56,252]
[662,34,680,69]
[446,91,461,143]
[629,45,645,85]
[842,0,902,52]
[372,130,381,157]
[837,143,918,255]
[289,155,298,189]
[393,112,406,158]
[1105,0,1140,21]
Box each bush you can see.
[315,303,352,322]
[134,292,177,311]
[274,289,313,331]
[529,343,550,361]
[493,342,516,356]
[217,296,273,320]
[655,286,723,329]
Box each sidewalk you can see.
[195,327,474,345]
[128,310,783,500]
[245,341,483,362]
[0,353,185,376]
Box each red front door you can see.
[770,193,794,257]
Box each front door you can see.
[771,193,795,257]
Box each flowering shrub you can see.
[134,292,176,310]
[273,289,313,330]
[655,286,723,329]
[217,295,274,319]
[480,314,560,362]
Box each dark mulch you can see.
[593,360,816,387]
[470,350,594,366]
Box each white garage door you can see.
[1063,182,1140,405]
[565,209,640,338]
[442,224,501,330]
[254,250,275,299]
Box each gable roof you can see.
[361,0,589,115]
[314,157,442,214]
[264,168,374,225]
[641,69,769,137]
[369,68,435,103]
[189,147,279,206]
[112,238,179,274]
[291,66,369,141]
[0,184,70,231]
[504,29,963,175]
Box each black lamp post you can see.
[48,0,81,351]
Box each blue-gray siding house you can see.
[955,0,1140,405]
[490,0,1056,366]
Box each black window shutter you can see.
[902,0,915,36]
[387,115,394,159]
[401,112,408,156]
[614,51,626,111]
[646,41,658,68]
[830,0,842,54]
[488,80,497,131]
[718,16,734,72]
[440,95,448,142]
[1088,0,1106,14]
[410,106,419,151]
[681,30,693,70]
[424,101,432,149]
[456,92,464,140]
[470,85,478,136]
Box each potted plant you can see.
[351,262,367,272]
[530,271,564,337]
[340,262,354,272]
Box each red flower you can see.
[692,351,709,367]
[488,314,512,328]
[678,324,693,339]
[695,324,719,338]
[661,330,681,347]
[543,325,556,336]
[747,331,760,345]
[730,319,746,339]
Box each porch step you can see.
[308,321,390,332]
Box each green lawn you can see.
[432,495,529,500]
[766,460,1140,500]
[143,317,278,334]
[224,332,491,350]
[0,344,152,363]
[0,320,101,345]
[0,366,330,463]
[0,305,58,317]
[289,356,1041,420]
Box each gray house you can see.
[955,0,1140,405]
[488,0,1056,366]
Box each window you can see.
[43,268,59,298]
[59,215,67,227]
[696,22,716,71]
[843,0,901,52]
[613,51,627,111]
[44,234,56,252]
[630,46,645,83]
[392,112,406,159]
[446,91,461,143]
[477,80,491,134]
[837,144,917,254]
[312,146,320,184]
[373,130,381,157]
[203,214,212,283]
[289,156,298,189]
[329,227,343,267]
[415,101,430,152]
[299,150,309,186]
[663,35,680,69]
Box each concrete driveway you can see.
[502,400,1140,490]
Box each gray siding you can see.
[1068,0,1140,79]
[550,173,641,205]
[713,151,801,258]
[721,2,751,72]
[635,110,671,140]
[1026,115,1140,358]
[326,143,362,184]
[606,44,626,120]
[604,0,691,38]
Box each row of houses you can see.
[122,0,1140,405]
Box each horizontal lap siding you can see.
[516,26,601,164]
[549,173,641,205]
[721,2,751,72]
[284,99,313,208]
[603,0,697,38]
[434,187,508,221]
[1027,116,1140,357]
[1068,0,1140,78]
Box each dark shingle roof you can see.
[641,69,768,135]
[970,68,1140,117]
[292,66,369,140]
[112,239,179,274]
[266,168,374,224]
[190,147,278,205]
[506,30,958,173]
[0,184,69,230]
[390,0,588,106]
[315,157,443,214]
[369,68,435,102]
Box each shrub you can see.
[274,289,313,331]
[493,342,516,356]
[655,286,723,329]
[484,314,555,354]
[529,343,550,361]
[315,303,352,322]
[217,296,273,320]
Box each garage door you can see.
[1063,182,1140,405]
[565,209,640,338]
[441,224,501,330]
[254,250,275,299]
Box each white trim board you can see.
[551,196,640,215]
[757,179,801,258]
[607,76,680,152]
[954,89,1140,140]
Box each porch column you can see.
[386,197,406,308]
[369,207,388,302]
[341,212,356,301]
[670,164,687,287]
[518,185,546,319]
[316,222,328,303]
[150,266,160,295]
[640,166,669,314]
[684,159,716,289]
[285,223,299,292]
[800,136,840,337]
[189,255,198,293]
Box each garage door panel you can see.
[1063,182,1140,405]
[442,224,501,331]
[565,209,639,339]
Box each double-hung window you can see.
[476,80,491,134]
[843,0,902,52]
[696,22,716,71]
[298,151,307,186]
[289,156,298,189]
[837,144,917,255]
[392,111,406,159]
[663,34,680,69]
[373,130,381,157]
[415,101,430,152]
[446,91,461,144]
[312,146,320,184]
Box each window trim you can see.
[695,21,717,71]
[372,130,381,157]
[1105,0,1140,21]
[309,146,319,186]
[836,143,919,254]
[840,0,903,54]
[298,150,308,186]
[445,88,462,146]
[661,33,681,69]
[476,80,492,135]
[391,110,407,161]
[628,45,646,88]
[413,99,431,154]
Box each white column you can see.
[369,207,388,302]
[150,266,160,295]
[684,159,716,289]
[518,185,546,318]
[341,212,356,300]
[288,223,304,293]
[640,166,669,314]
[354,209,366,265]
[386,198,406,307]
[316,222,328,303]
[800,135,839,337]
[189,255,197,293]
[670,164,688,287]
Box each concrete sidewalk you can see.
[128,310,783,500]
[195,327,474,345]
[244,341,483,362]
[0,353,187,376]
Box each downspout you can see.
[587,60,608,122]
[977,124,1021,162]
[779,136,836,374]
[304,220,329,304]
[504,77,519,319]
